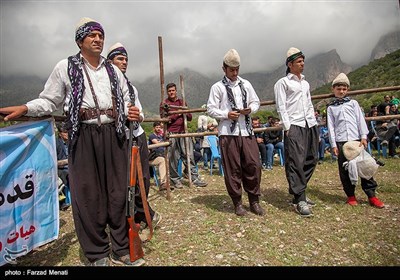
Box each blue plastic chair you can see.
[376,139,388,158]
[207,135,224,175]
[177,158,198,177]
[271,148,284,166]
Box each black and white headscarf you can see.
[328,96,351,107]
[222,76,253,135]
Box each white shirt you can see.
[207,76,260,136]
[274,73,317,131]
[327,99,368,148]
[197,115,218,131]
[25,55,144,136]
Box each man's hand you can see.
[0,105,28,121]
[239,108,251,115]
[228,110,240,121]
[332,147,339,157]
[127,104,141,122]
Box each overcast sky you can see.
[1,0,399,82]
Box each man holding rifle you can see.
[107,42,161,234]
[0,18,147,266]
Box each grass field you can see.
[12,153,400,267]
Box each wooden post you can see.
[158,36,172,200]
[180,75,193,187]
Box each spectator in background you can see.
[56,122,70,211]
[264,117,284,170]
[252,116,268,170]
[375,97,399,158]
[198,104,218,131]
[378,95,392,115]
[160,82,207,188]
[318,122,337,163]
[369,105,378,116]
[148,121,169,191]
[390,95,399,108]
[197,105,218,169]
[315,109,322,126]
[262,115,274,128]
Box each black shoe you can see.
[250,202,265,216]
[234,204,247,216]
[110,252,145,266]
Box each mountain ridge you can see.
[1,30,399,116]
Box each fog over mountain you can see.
[1,1,399,82]
[1,1,399,115]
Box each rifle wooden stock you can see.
[127,123,144,262]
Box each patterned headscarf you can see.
[221,76,253,135]
[75,18,104,44]
[328,96,351,107]
[66,53,126,152]
[107,43,128,61]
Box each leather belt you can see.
[79,108,115,121]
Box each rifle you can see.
[126,122,154,262]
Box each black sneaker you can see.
[295,201,313,217]
[110,252,145,266]
[192,178,207,187]
[90,257,111,266]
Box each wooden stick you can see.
[180,75,192,187]
[158,36,172,200]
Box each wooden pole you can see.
[180,75,193,187]
[260,85,400,106]
[158,36,172,199]
[2,85,398,122]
